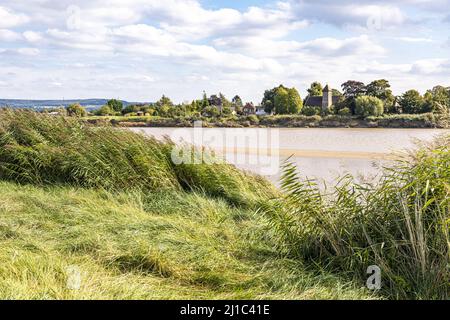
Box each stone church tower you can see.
[322,84,332,112]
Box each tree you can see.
[262,85,285,114]
[107,99,123,113]
[262,84,288,114]
[261,88,275,114]
[307,82,323,97]
[66,103,86,117]
[274,86,289,114]
[95,105,114,116]
[201,91,209,109]
[222,106,233,116]
[273,86,302,114]
[157,105,171,117]
[398,90,424,114]
[423,85,450,113]
[202,106,219,117]
[156,95,173,107]
[287,87,303,114]
[231,95,243,113]
[341,80,366,98]
[219,93,231,109]
[355,96,384,117]
[121,104,140,115]
[366,79,395,112]
[366,79,391,99]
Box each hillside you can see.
[0,99,138,110]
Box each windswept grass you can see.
[0,109,369,299]
[0,109,276,208]
[262,135,449,299]
[0,109,446,299]
[0,182,373,299]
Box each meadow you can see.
[0,110,447,299]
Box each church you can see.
[304,85,341,112]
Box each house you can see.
[242,102,256,115]
[255,106,267,116]
[136,111,144,116]
[304,85,341,112]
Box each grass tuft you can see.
[262,135,449,299]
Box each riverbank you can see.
[0,109,373,300]
[86,113,449,129]
[0,110,448,299]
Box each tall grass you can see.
[0,181,373,299]
[0,109,275,207]
[262,135,449,299]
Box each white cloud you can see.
[0,6,29,28]
[0,0,448,101]
[0,29,21,41]
[292,1,407,30]
[16,48,40,56]
[23,31,43,43]
[297,35,385,56]
[410,58,450,75]
[393,36,433,42]
[0,47,40,56]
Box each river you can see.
[130,127,448,185]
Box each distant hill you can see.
[0,99,139,110]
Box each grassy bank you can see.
[0,182,373,299]
[86,113,449,129]
[0,110,372,299]
[263,136,449,299]
[0,110,448,299]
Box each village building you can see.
[304,85,341,112]
[242,102,256,115]
[255,106,267,116]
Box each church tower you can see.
[322,84,332,112]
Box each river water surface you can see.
[130,127,448,185]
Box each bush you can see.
[263,136,450,299]
[355,96,384,117]
[66,103,86,117]
[337,107,351,116]
[95,105,114,116]
[302,106,319,116]
[247,115,259,124]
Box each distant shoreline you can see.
[86,113,449,129]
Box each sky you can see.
[0,0,449,103]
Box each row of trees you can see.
[64,80,449,118]
[106,93,247,118]
[336,80,450,116]
[260,79,450,117]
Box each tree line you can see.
[262,80,450,117]
[60,79,449,118]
